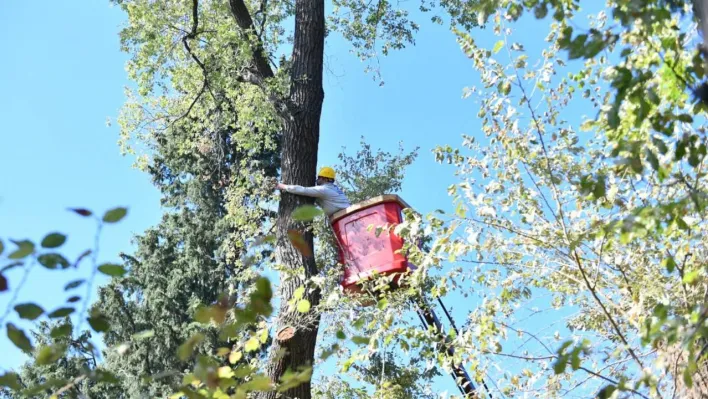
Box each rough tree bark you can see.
[229,0,325,397]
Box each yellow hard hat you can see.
[318,166,336,179]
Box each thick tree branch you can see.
[228,0,293,120]
[228,0,276,79]
[254,0,269,41]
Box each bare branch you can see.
[169,82,207,128]
[573,250,646,371]
[170,0,214,127]
[489,351,651,399]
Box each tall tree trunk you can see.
[260,0,325,397]
[229,0,325,394]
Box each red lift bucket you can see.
[332,196,487,398]
[330,194,412,294]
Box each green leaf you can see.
[455,202,467,218]
[0,372,21,390]
[676,217,690,230]
[293,286,305,300]
[662,257,676,273]
[377,298,389,310]
[607,104,620,129]
[676,141,687,160]
[229,350,243,364]
[0,240,4,256]
[22,378,66,395]
[1,262,23,273]
[194,304,227,324]
[88,315,110,332]
[7,323,33,353]
[654,303,668,320]
[296,299,311,313]
[351,336,370,345]
[38,253,70,269]
[492,40,504,54]
[14,303,44,320]
[8,240,34,259]
[336,330,346,340]
[98,263,127,277]
[584,37,606,59]
[320,346,337,360]
[245,337,260,352]
[276,368,312,392]
[592,175,606,199]
[629,156,643,174]
[259,328,269,343]
[400,340,410,351]
[36,344,67,365]
[255,277,273,300]
[73,249,92,268]
[500,81,511,95]
[133,330,155,340]
[597,385,617,399]
[242,375,273,392]
[67,295,81,303]
[568,34,588,59]
[48,307,75,318]
[553,355,567,374]
[69,208,92,217]
[92,370,119,385]
[50,324,72,339]
[177,333,204,361]
[102,207,128,223]
[291,205,323,221]
[287,230,312,257]
[558,26,573,47]
[683,270,700,285]
[684,366,694,388]
[646,149,660,171]
[41,233,66,248]
[570,348,581,370]
[533,3,548,19]
[65,279,85,290]
[678,114,694,123]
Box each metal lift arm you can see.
[415,299,490,399]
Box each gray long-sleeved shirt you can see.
[280,183,351,216]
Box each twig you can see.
[51,375,87,397]
[573,250,645,371]
[77,220,103,333]
[0,258,36,326]
[170,0,218,129]
[488,351,651,399]
[504,28,570,241]
[169,83,207,128]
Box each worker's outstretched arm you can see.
[277,183,328,198]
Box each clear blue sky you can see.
[0,0,596,395]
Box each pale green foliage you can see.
[328,0,482,73]
[335,137,419,204]
[113,0,284,171]
[396,0,708,397]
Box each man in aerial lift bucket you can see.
[276,166,351,216]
